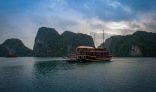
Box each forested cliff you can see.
[102,31,156,57]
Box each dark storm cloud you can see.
[118,0,156,12]
[66,0,156,22]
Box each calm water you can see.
[0,57,156,92]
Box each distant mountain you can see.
[33,27,94,57]
[102,31,156,57]
[0,38,32,57]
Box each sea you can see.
[0,57,156,92]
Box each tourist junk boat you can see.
[67,46,112,62]
[67,30,112,62]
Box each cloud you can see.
[0,0,156,48]
[65,0,136,21]
[118,0,156,12]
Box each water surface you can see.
[0,57,156,92]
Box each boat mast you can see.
[94,33,95,47]
[103,30,104,48]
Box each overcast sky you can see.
[0,0,156,49]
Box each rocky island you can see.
[0,38,32,57]
[0,27,156,57]
[33,27,94,57]
[102,31,156,57]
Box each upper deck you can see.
[76,46,107,52]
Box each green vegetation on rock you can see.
[61,31,94,56]
[33,27,62,57]
[33,27,94,57]
[102,31,156,57]
[0,38,32,57]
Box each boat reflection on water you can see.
[33,58,112,75]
